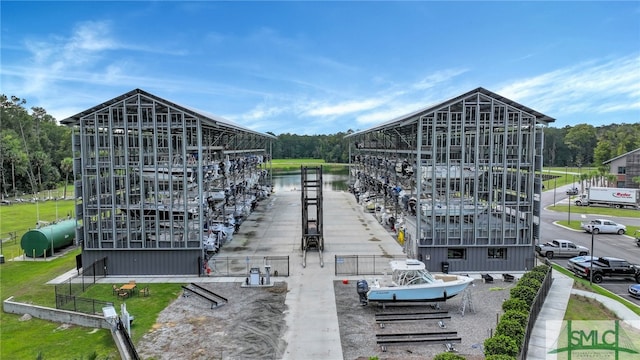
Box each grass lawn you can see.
[547,204,640,219]
[1,248,119,359]
[0,247,184,359]
[0,198,76,260]
[565,294,620,320]
[564,284,640,355]
[266,158,348,173]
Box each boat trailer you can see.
[301,166,324,267]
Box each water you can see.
[271,171,350,192]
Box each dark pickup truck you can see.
[572,256,640,283]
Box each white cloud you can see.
[497,54,640,117]
[305,98,386,117]
[412,68,469,90]
[66,21,117,53]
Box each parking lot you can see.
[550,256,640,305]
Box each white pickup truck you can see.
[535,239,590,259]
[581,219,626,235]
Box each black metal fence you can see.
[117,317,140,360]
[54,257,108,314]
[207,255,290,277]
[334,254,407,276]
[56,294,114,315]
[518,265,553,360]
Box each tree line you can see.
[2,94,639,199]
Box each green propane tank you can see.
[21,219,76,257]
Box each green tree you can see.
[543,127,571,166]
[60,157,74,199]
[564,124,597,166]
[0,131,29,197]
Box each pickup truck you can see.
[566,187,579,195]
[581,219,626,235]
[535,239,590,259]
[572,256,640,283]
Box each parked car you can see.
[567,255,597,273]
[581,219,626,235]
[629,284,640,299]
[535,239,590,259]
[572,256,640,283]
[566,187,579,195]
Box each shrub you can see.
[510,285,537,306]
[521,270,546,283]
[502,298,529,313]
[532,264,550,274]
[484,334,519,357]
[517,277,542,291]
[495,318,525,345]
[501,309,529,328]
[485,355,517,360]
[433,353,466,360]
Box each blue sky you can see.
[1,1,639,135]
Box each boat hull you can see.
[366,278,472,302]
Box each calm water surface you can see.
[271,171,350,192]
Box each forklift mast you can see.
[301,166,324,267]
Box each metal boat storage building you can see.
[61,89,275,275]
[346,87,554,272]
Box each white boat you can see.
[362,259,474,303]
[420,198,489,217]
[122,203,198,221]
[421,165,485,180]
[138,166,196,185]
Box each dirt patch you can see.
[137,282,288,360]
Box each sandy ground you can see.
[136,277,515,360]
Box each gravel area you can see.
[136,282,289,360]
[334,278,517,360]
[136,277,516,359]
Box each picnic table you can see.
[120,283,137,296]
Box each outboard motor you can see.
[356,280,369,305]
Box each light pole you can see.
[553,174,557,206]
[568,186,572,226]
[590,230,595,285]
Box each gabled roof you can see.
[602,148,640,164]
[60,88,276,139]
[345,87,555,138]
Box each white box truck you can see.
[574,187,640,209]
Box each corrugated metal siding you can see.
[83,249,202,275]
[418,247,533,272]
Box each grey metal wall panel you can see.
[83,249,202,275]
[418,246,532,273]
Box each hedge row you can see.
[483,264,550,359]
